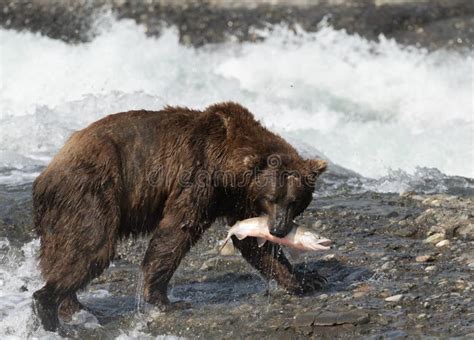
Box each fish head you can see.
[296,229,332,250]
[249,155,327,238]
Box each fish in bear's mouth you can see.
[221,216,332,254]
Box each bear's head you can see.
[244,154,327,238]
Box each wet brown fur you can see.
[32,102,327,330]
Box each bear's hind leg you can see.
[59,293,86,321]
[32,284,62,332]
[33,185,119,331]
[33,239,116,331]
[33,289,86,329]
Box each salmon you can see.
[221,216,332,253]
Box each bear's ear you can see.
[306,159,327,177]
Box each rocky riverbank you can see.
[2,187,472,338]
[1,0,473,50]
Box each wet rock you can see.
[313,311,370,326]
[384,330,408,338]
[343,268,370,282]
[416,255,434,263]
[453,224,474,239]
[424,233,445,244]
[219,240,236,256]
[293,311,319,327]
[393,226,417,238]
[200,257,220,271]
[381,261,394,271]
[385,294,403,302]
[435,240,450,248]
[352,283,374,298]
[318,294,328,300]
[294,310,370,328]
[322,253,338,261]
[386,211,399,218]
[337,311,370,325]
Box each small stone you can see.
[424,233,445,244]
[454,224,474,239]
[353,283,373,298]
[336,311,370,325]
[344,268,370,282]
[296,326,313,335]
[429,224,445,235]
[385,294,403,302]
[387,211,399,218]
[416,255,433,263]
[381,261,394,270]
[425,265,437,272]
[435,240,450,248]
[312,220,323,228]
[200,257,220,271]
[323,254,336,261]
[418,313,426,319]
[378,315,389,325]
[394,226,416,237]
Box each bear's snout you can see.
[267,208,292,238]
[269,227,287,238]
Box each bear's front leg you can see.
[232,236,326,294]
[141,225,190,307]
[141,215,206,309]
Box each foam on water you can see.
[1,15,473,191]
[0,238,181,338]
[0,239,50,339]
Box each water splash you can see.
[0,16,472,186]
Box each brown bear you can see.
[32,102,327,331]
